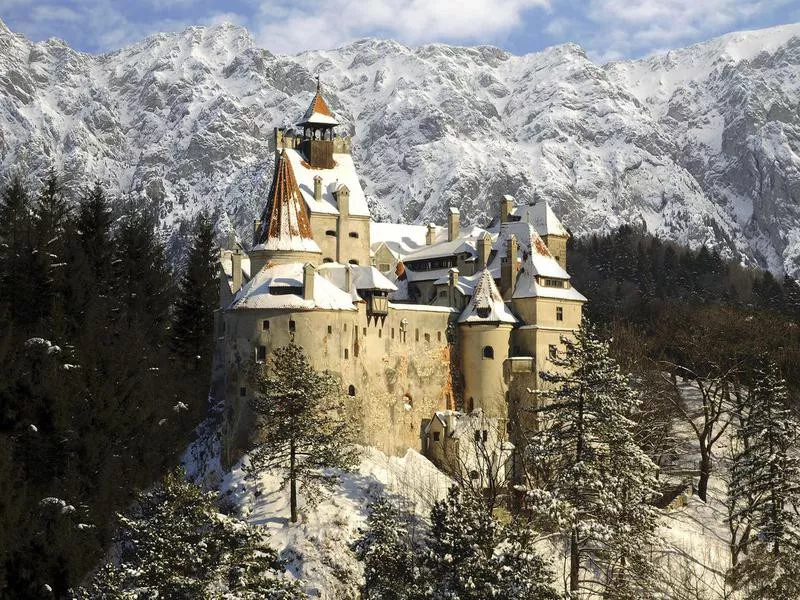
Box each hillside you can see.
[0,20,799,273]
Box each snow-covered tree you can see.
[527,319,660,597]
[355,496,421,600]
[73,468,306,599]
[423,486,557,600]
[246,343,358,523]
[728,361,800,599]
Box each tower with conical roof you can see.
[457,269,517,419]
[250,149,321,274]
[297,76,339,169]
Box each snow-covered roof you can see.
[229,263,356,311]
[432,270,486,295]
[369,222,448,258]
[317,263,398,293]
[254,150,322,254]
[489,221,569,280]
[283,148,370,217]
[513,276,588,301]
[458,269,517,324]
[511,200,569,237]
[297,90,339,127]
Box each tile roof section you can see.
[297,90,339,127]
[254,150,321,253]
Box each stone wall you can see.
[221,303,457,464]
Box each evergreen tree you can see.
[0,176,35,329]
[728,361,800,599]
[355,497,421,600]
[172,210,219,368]
[74,469,306,599]
[423,486,557,600]
[527,319,660,597]
[246,343,358,523]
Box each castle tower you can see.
[251,149,322,274]
[520,201,569,270]
[458,269,517,419]
[297,77,339,169]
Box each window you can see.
[556,306,563,321]
[289,320,296,332]
[379,262,391,272]
[391,328,395,339]
[438,290,448,297]
[323,257,334,263]
[344,349,349,359]
[256,345,266,362]
[482,430,488,442]
[348,232,359,238]
[415,329,420,342]
[474,430,481,443]
[437,331,442,342]
[549,344,558,359]
[433,431,441,442]
[349,259,359,265]
[378,329,382,338]
[424,333,430,343]
[327,325,333,334]
[344,323,347,331]
[239,387,247,397]
[262,320,269,331]
[483,346,494,359]
[325,230,337,237]
[363,327,367,336]
[348,385,356,396]
[543,278,564,288]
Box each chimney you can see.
[501,235,518,299]
[448,267,459,307]
[448,207,460,242]
[231,250,243,294]
[500,195,514,223]
[426,223,436,246]
[303,263,315,301]
[477,232,492,271]
[313,175,323,203]
[344,264,353,294]
[336,184,350,217]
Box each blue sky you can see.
[1,0,799,61]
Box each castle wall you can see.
[337,215,371,266]
[221,303,457,463]
[309,213,339,262]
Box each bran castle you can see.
[216,85,585,472]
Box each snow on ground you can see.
[198,445,451,599]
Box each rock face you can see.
[0,19,799,274]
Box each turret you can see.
[458,270,516,418]
[500,195,514,223]
[477,232,492,271]
[297,77,338,169]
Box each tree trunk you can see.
[698,449,711,502]
[290,440,298,523]
[570,528,580,594]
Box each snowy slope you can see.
[1,19,799,274]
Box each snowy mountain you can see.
[1,19,799,274]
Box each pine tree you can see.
[74,469,306,599]
[728,361,800,599]
[172,210,219,368]
[355,496,421,600]
[0,176,36,330]
[423,486,557,600]
[246,343,358,523]
[527,319,660,597]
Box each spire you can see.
[458,269,516,324]
[298,78,339,127]
[255,150,321,254]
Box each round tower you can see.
[457,269,517,419]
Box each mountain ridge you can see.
[0,19,798,274]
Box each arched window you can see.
[348,385,356,396]
[483,346,494,359]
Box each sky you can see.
[1,0,799,62]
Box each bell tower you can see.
[297,77,339,169]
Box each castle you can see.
[217,84,585,471]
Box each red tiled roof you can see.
[256,150,315,245]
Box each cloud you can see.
[549,0,797,61]
[253,0,551,53]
